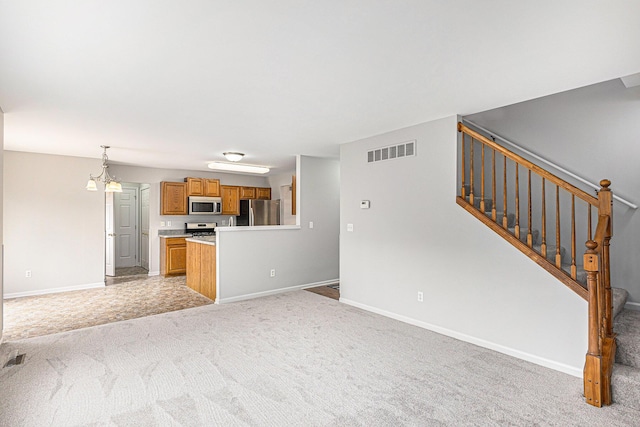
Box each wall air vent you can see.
[367,140,416,163]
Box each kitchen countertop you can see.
[185,236,216,246]
[159,234,192,238]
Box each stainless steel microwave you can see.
[188,196,222,215]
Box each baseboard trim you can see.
[148,270,160,277]
[218,279,339,304]
[340,298,582,378]
[625,301,640,311]
[4,282,105,299]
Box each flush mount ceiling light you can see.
[223,152,244,162]
[208,161,270,174]
[86,145,122,192]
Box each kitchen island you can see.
[185,236,216,301]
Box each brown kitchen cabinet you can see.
[185,177,220,197]
[240,186,256,199]
[160,237,187,276]
[221,185,240,215]
[256,187,272,200]
[161,182,188,215]
[186,241,216,300]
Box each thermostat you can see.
[360,200,370,209]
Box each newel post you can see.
[583,239,603,407]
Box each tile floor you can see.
[2,275,212,341]
[2,276,339,342]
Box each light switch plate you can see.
[360,200,370,209]
[347,223,354,232]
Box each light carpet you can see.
[1,291,639,426]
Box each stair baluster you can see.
[541,178,547,257]
[515,163,520,239]
[503,156,508,229]
[480,144,485,213]
[491,150,497,221]
[461,132,466,199]
[571,195,577,280]
[527,170,533,247]
[555,186,562,268]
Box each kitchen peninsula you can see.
[185,236,216,301]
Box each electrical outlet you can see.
[167,221,172,227]
[25,270,32,278]
[309,221,314,229]
[417,291,423,302]
[270,269,276,277]
[347,223,354,232]
[160,221,166,227]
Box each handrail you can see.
[459,123,598,206]
[462,119,638,210]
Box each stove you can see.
[185,222,217,236]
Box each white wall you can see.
[340,115,588,376]
[0,109,4,339]
[216,156,339,301]
[4,151,105,296]
[3,153,273,295]
[465,78,640,306]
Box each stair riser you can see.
[614,309,640,369]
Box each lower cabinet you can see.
[160,237,187,276]
[186,241,216,301]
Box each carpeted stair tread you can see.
[614,309,640,369]
[471,197,493,213]
[612,364,640,411]
[484,211,516,228]
[507,227,540,245]
[612,288,629,319]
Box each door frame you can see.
[105,182,151,278]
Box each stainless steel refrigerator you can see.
[236,199,281,226]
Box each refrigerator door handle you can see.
[249,204,255,226]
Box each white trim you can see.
[625,301,640,311]
[148,270,160,277]
[340,297,583,378]
[4,282,105,299]
[217,279,339,304]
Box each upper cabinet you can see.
[240,186,256,199]
[204,179,221,197]
[186,177,220,197]
[221,185,240,215]
[256,187,271,200]
[161,181,188,215]
[240,186,271,200]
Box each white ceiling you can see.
[1,1,640,175]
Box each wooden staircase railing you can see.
[457,122,614,407]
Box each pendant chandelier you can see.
[86,145,122,192]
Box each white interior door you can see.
[115,186,138,268]
[140,186,150,270]
[105,192,115,277]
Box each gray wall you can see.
[465,78,640,306]
[340,115,588,376]
[4,151,105,296]
[217,156,339,301]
